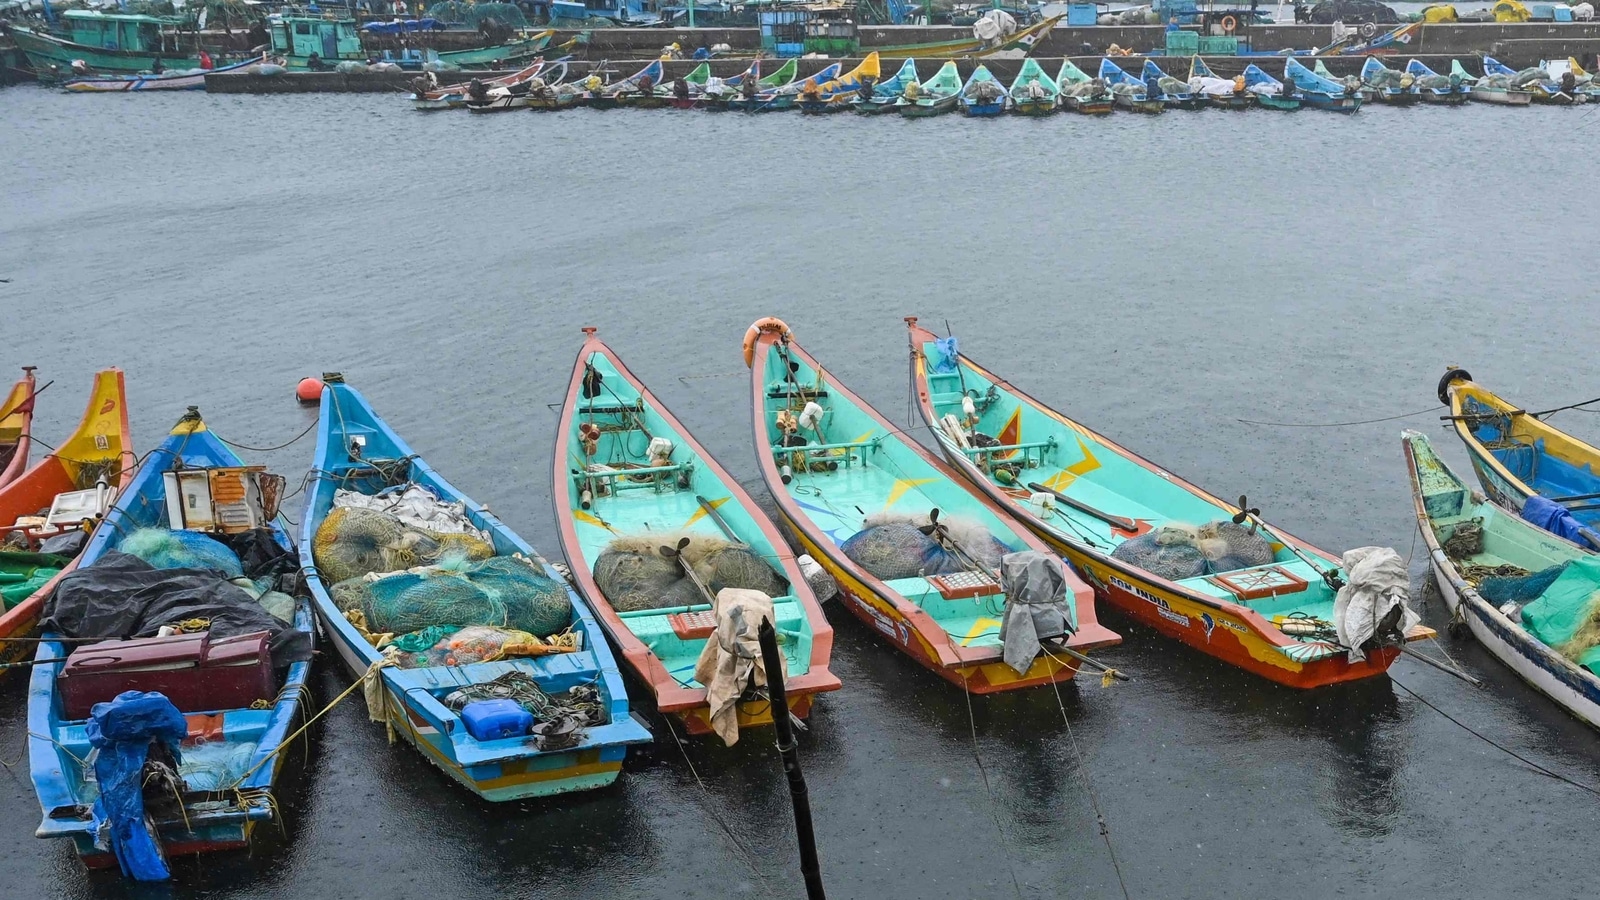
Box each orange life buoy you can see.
[1220,14,1237,33]
[743,317,791,368]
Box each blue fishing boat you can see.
[1098,57,1163,113]
[1243,64,1298,109]
[854,57,918,114]
[299,376,650,802]
[751,61,840,112]
[798,53,881,113]
[1284,58,1362,112]
[590,58,665,110]
[959,64,1007,116]
[1353,57,1421,105]
[1403,58,1470,105]
[30,409,314,874]
[1484,56,1574,104]
[1140,59,1202,109]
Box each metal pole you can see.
[757,620,825,900]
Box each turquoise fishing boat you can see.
[12,11,217,78]
[1403,58,1470,105]
[1140,59,1202,109]
[552,329,839,741]
[658,61,712,108]
[742,319,1120,693]
[1452,59,1533,105]
[904,319,1434,688]
[30,409,314,871]
[1056,59,1112,114]
[853,57,917,114]
[1284,58,1362,111]
[750,61,839,112]
[1099,57,1163,113]
[1188,56,1248,109]
[1007,58,1059,116]
[1405,430,1600,728]
[897,60,962,118]
[1244,64,1299,110]
[1348,58,1421,105]
[299,376,649,802]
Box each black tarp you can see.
[1309,0,1400,23]
[42,552,311,668]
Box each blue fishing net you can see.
[1479,562,1570,605]
[119,528,243,579]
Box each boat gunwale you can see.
[551,330,839,715]
[0,369,36,489]
[1442,375,1600,519]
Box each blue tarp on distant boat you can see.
[360,18,443,33]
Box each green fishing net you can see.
[331,555,572,636]
[313,506,494,584]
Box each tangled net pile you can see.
[1062,80,1109,99]
[120,528,243,578]
[1111,521,1274,581]
[313,506,494,584]
[330,555,572,636]
[442,671,606,750]
[593,533,786,612]
[1157,75,1189,96]
[840,512,1009,580]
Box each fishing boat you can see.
[12,11,225,78]
[714,58,798,111]
[1543,57,1600,102]
[904,319,1433,688]
[1404,430,1600,729]
[1437,369,1600,533]
[467,62,573,112]
[1403,58,1470,105]
[1006,58,1059,115]
[866,13,1063,58]
[529,67,597,110]
[1484,56,1574,104]
[798,53,881,114]
[658,61,711,108]
[1284,58,1362,111]
[591,59,665,110]
[744,319,1120,693]
[412,58,551,111]
[959,64,1007,116]
[0,370,134,673]
[61,54,265,92]
[1140,59,1202,110]
[1188,56,1248,109]
[29,407,312,871]
[1056,60,1112,114]
[1099,58,1163,113]
[897,61,963,117]
[300,376,649,801]
[853,58,918,114]
[552,329,840,739]
[1349,58,1421,105]
[1452,59,1532,105]
[750,62,841,113]
[431,31,555,70]
[1244,64,1298,109]
[0,369,36,489]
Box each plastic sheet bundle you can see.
[331,555,571,636]
[313,505,494,584]
[1111,521,1275,581]
[119,529,243,578]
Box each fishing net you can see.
[1478,73,1511,89]
[1479,562,1569,604]
[1415,74,1453,90]
[593,534,787,612]
[1157,75,1189,96]
[1441,520,1484,559]
[1062,80,1107,98]
[594,546,687,612]
[120,529,243,578]
[965,80,1004,102]
[313,506,494,584]
[426,1,529,28]
[1111,81,1146,98]
[1511,68,1547,88]
[442,671,606,750]
[1111,521,1275,581]
[332,555,572,636]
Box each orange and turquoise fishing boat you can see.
[0,368,38,489]
[906,318,1433,688]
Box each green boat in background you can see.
[1008,58,1060,115]
[897,60,962,117]
[12,11,215,78]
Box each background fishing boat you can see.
[30,408,312,872]
[1099,58,1163,113]
[1244,64,1299,109]
[12,11,223,78]
[1542,57,1600,102]
[62,55,265,93]
[745,319,1119,693]
[1484,56,1574,104]
[1057,60,1112,114]
[898,61,963,117]
[0,369,36,489]
[1404,58,1471,104]
[854,58,918,114]
[1007,59,1059,115]
[798,53,880,114]
[1284,58,1362,111]
[0,370,134,673]
[1404,430,1600,728]
[591,59,665,110]
[1141,59,1201,110]
[553,330,839,740]
[719,58,797,111]
[299,377,650,801]
[1453,59,1533,105]
[411,59,550,111]
[867,13,1062,58]
[658,61,711,108]
[1188,56,1248,109]
[959,63,1007,116]
[1350,58,1421,105]
[905,319,1432,688]
[754,62,840,113]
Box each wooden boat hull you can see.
[1469,88,1533,105]
[668,97,699,109]
[0,371,35,490]
[1419,89,1469,105]
[961,100,1005,116]
[798,98,853,114]
[1300,93,1362,111]
[898,95,959,117]
[1161,96,1204,110]
[1009,98,1058,116]
[12,26,211,77]
[853,97,901,114]
[1062,96,1113,114]
[1367,88,1421,105]
[1113,94,1163,114]
[615,93,667,109]
[466,96,528,112]
[1254,94,1301,110]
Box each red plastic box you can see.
[59,631,275,720]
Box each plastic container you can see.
[460,699,533,741]
[1165,31,1200,55]
[1198,35,1238,55]
[1067,3,1099,25]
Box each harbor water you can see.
[2,86,1599,898]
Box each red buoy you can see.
[295,377,323,404]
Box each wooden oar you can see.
[695,495,747,547]
[1025,482,1137,533]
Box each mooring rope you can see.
[957,672,1027,900]
[661,716,778,900]
[1236,404,1444,428]
[212,419,317,453]
[1043,656,1133,900]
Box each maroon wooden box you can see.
[59,631,275,720]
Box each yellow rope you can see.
[227,658,388,791]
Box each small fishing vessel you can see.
[744,319,1120,693]
[897,61,964,118]
[751,62,840,113]
[1404,430,1600,729]
[467,60,571,113]
[853,58,918,114]
[529,68,596,111]
[0,368,37,489]
[1099,58,1163,113]
[1484,56,1574,104]
[1140,59,1202,110]
[905,319,1433,688]
[300,376,648,801]
[1437,369,1600,533]
[715,58,798,111]
[1543,57,1600,102]
[0,370,134,673]
[866,13,1062,58]
[1244,64,1298,109]
[1453,59,1532,105]
[1056,60,1112,114]
[959,63,1007,116]
[658,61,711,108]
[552,329,839,739]
[1352,57,1421,104]
[1188,56,1248,109]
[1403,58,1470,104]
[591,59,665,110]
[411,58,550,111]
[62,55,265,92]
[1007,58,1059,116]
[30,407,311,871]
[1284,58,1362,111]
[798,53,881,114]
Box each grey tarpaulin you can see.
[998,551,1075,676]
[1332,546,1420,662]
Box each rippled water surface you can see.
[2,86,1599,899]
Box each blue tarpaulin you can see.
[1521,495,1600,549]
[86,691,187,882]
[932,336,959,374]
